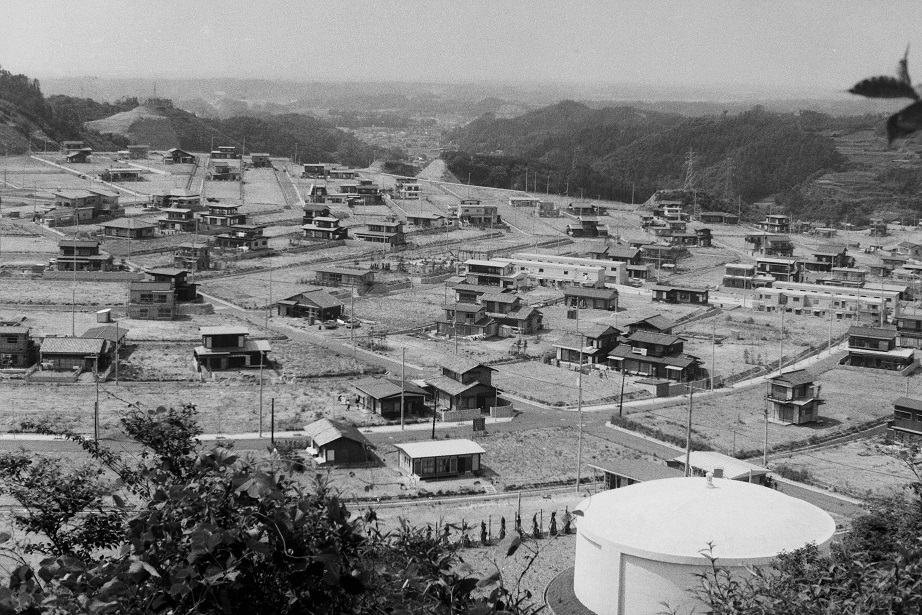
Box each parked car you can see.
[322,320,339,330]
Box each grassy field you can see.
[493,361,645,406]
[628,367,919,456]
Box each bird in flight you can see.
[850,46,922,143]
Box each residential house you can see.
[406,213,446,228]
[495,253,618,287]
[394,177,421,199]
[586,244,643,266]
[452,200,499,226]
[897,314,922,348]
[153,189,201,209]
[461,259,522,289]
[305,184,328,203]
[209,159,241,181]
[567,217,609,238]
[328,168,356,180]
[563,286,619,311]
[395,439,485,479]
[352,218,406,246]
[0,326,36,368]
[426,358,497,412]
[172,243,210,271]
[213,146,239,159]
[214,225,269,251]
[755,256,802,283]
[651,285,709,305]
[100,168,142,182]
[694,228,712,247]
[608,330,701,382]
[888,397,922,442]
[146,267,197,301]
[480,292,543,335]
[275,289,344,323]
[100,218,157,239]
[753,282,900,322]
[193,327,271,370]
[805,245,854,273]
[55,239,113,272]
[127,144,149,160]
[157,208,197,232]
[843,326,915,371]
[587,458,684,490]
[765,369,822,424]
[668,451,770,485]
[821,267,867,287]
[640,244,686,268]
[302,163,330,178]
[509,196,540,208]
[163,148,195,164]
[61,140,84,154]
[451,284,510,304]
[199,203,247,227]
[65,148,92,163]
[302,204,347,240]
[756,214,790,234]
[304,419,373,465]
[567,202,599,217]
[128,281,175,320]
[625,314,675,336]
[745,234,794,257]
[896,241,922,260]
[249,153,271,168]
[314,266,374,288]
[722,263,773,290]
[437,303,497,338]
[869,219,888,237]
[39,337,106,372]
[698,211,738,224]
[554,324,621,365]
[86,188,121,217]
[352,377,427,419]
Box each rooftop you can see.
[101,218,157,230]
[769,369,815,387]
[673,451,769,481]
[199,326,249,337]
[439,356,492,375]
[627,330,683,346]
[586,458,685,482]
[894,397,922,412]
[394,439,486,459]
[848,326,899,340]
[40,337,105,355]
[303,418,371,448]
[81,325,129,343]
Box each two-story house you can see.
[352,219,405,246]
[651,285,709,305]
[765,369,822,424]
[199,203,247,227]
[554,324,621,365]
[0,326,37,368]
[745,234,795,257]
[425,358,497,413]
[888,397,922,441]
[193,326,271,371]
[843,326,915,372]
[128,281,175,320]
[722,263,773,289]
[608,331,701,381]
[755,256,802,283]
[452,199,499,226]
[157,208,197,233]
[462,259,523,289]
[437,303,497,338]
[756,214,790,234]
[896,314,922,349]
[480,292,543,334]
[803,245,854,274]
[214,225,269,251]
[55,239,114,272]
[146,267,197,302]
[172,243,210,272]
[302,204,347,240]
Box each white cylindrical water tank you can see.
[573,477,836,615]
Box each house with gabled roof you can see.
[609,330,701,382]
[480,292,543,334]
[563,286,618,311]
[193,327,270,371]
[437,303,497,338]
[843,326,915,372]
[588,458,684,490]
[352,377,427,419]
[395,439,485,479]
[426,358,497,412]
[39,337,107,372]
[651,284,709,305]
[164,148,195,164]
[303,418,373,465]
[275,289,343,324]
[554,324,621,365]
[625,314,675,335]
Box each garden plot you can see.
[0,279,127,306]
[0,378,387,437]
[120,342,198,381]
[492,360,643,406]
[771,437,918,499]
[0,309,101,338]
[627,367,918,457]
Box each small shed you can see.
[394,439,485,479]
[303,419,373,465]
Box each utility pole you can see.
[618,367,626,417]
[259,359,264,437]
[400,347,406,430]
[684,384,693,476]
[779,307,784,373]
[94,357,99,442]
[575,334,584,492]
[114,319,119,385]
[763,404,769,466]
[270,398,275,446]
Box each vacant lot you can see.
[493,360,645,407]
[773,437,918,499]
[629,367,918,456]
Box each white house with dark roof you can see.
[395,439,485,479]
[193,326,270,371]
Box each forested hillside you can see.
[445,101,853,210]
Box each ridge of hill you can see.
[84,105,180,150]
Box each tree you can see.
[0,404,541,614]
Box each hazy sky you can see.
[4,1,922,94]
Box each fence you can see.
[490,404,515,418]
[439,408,481,422]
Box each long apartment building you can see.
[753,281,901,322]
[492,253,620,287]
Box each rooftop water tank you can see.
[573,476,836,615]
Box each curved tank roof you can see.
[576,477,836,566]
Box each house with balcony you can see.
[146,267,197,302]
[745,234,794,257]
[804,245,854,274]
[554,324,621,365]
[425,358,497,413]
[755,256,802,283]
[55,239,113,272]
[395,177,421,200]
[722,263,773,289]
[452,199,499,226]
[0,326,36,368]
[214,225,268,251]
[302,204,347,240]
[462,259,523,289]
[651,284,709,305]
[608,330,701,382]
[128,281,175,320]
[765,369,822,424]
[172,243,210,271]
[843,326,915,372]
[437,303,497,338]
[302,163,330,178]
[153,189,201,209]
[480,292,543,335]
[209,159,241,181]
[869,218,888,237]
[897,314,922,348]
[193,327,270,371]
[756,214,790,234]
[888,397,922,442]
[566,217,609,238]
[157,208,196,232]
[199,203,247,227]
[352,218,405,246]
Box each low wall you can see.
[42,271,145,282]
[177,302,215,316]
[490,404,515,418]
[440,408,481,422]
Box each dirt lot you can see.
[493,360,646,406]
[628,367,920,456]
[772,437,919,499]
